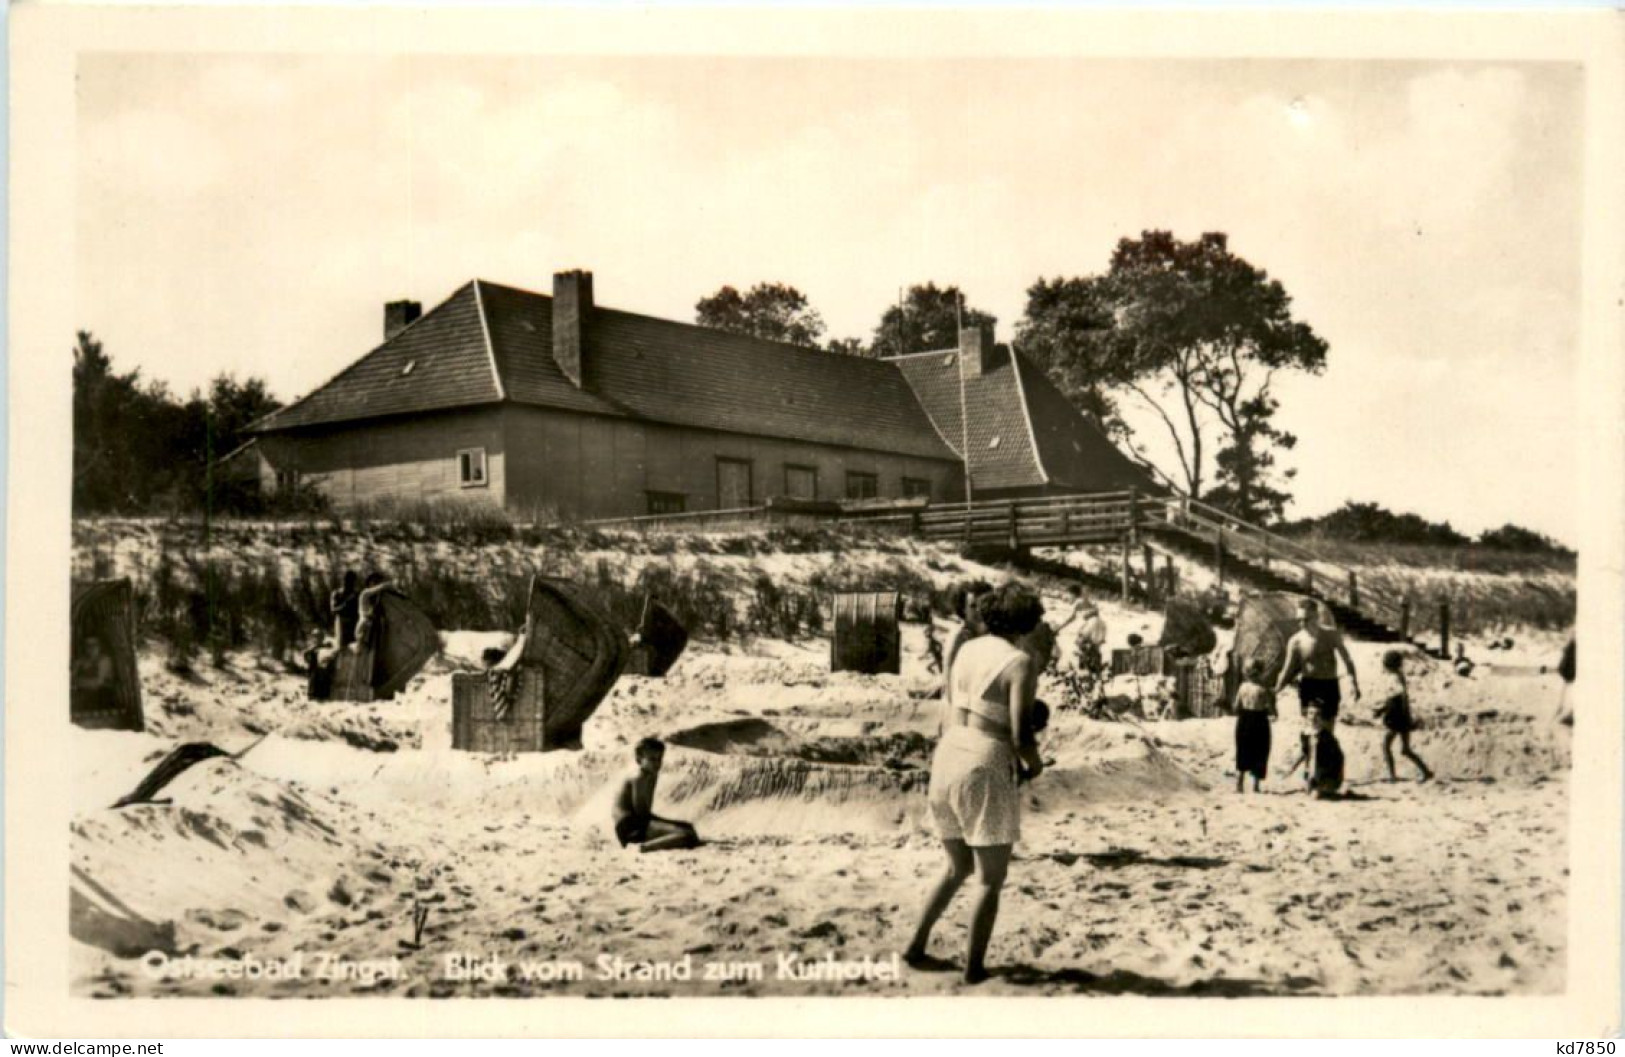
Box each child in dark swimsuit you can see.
[1306,705,1345,799]
[1373,650,1434,782]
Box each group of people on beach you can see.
[906,582,1448,982]
[605,577,1449,984]
[1232,596,1433,799]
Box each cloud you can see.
[81,107,227,198]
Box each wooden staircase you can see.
[1141,518,1408,643]
[886,491,1419,645]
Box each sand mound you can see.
[1340,714,1569,786]
[71,751,393,962]
[136,653,446,751]
[1041,725,1212,800]
[666,716,934,769]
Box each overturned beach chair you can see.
[452,576,628,752]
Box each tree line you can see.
[695,231,1324,524]
[1279,501,1572,555]
[73,330,286,515]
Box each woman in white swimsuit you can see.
[904,582,1046,984]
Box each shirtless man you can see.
[611,738,700,853]
[1276,598,1360,775]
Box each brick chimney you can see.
[552,270,594,389]
[384,300,422,341]
[958,322,1003,379]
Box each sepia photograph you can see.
[8,4,1623,1039]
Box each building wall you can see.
[502,406,962,520]
[257,409,507,510]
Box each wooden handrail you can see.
[582,505,767,530]
[587,488,1416,638]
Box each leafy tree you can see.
[204,374,281,458]
[72,332,284,515]
[1019,232,1328,521]
[73,331,179,513]
[824,336,870,357]
[1014,276,1132,438]
[695,282,826,348]
[871,283,996,359]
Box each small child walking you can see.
[1233,658,1276,793]
[1373,650,1435,783]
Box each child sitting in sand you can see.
[1372,650,1434,783]
[1232,659,1276,793]
[1303,705,1345,799]
[611,738,700,853]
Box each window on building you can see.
[901,477,932,499]
[845,471,879,500]
[275,468,300,493]
[458,448,488,488]
[646,491,686,515]
[784,465,818,500]
[717,458,753,508]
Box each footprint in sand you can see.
[284,890,318,913]
[327,878,355,907]
[186,908,251,932]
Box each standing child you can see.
[925,620,945,676]
[1233,658,1276,793]
[1373,650,1435,782]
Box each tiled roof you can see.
[891,350,1048,491]
[253,282,499,432]
[482,282,957,460]
[476,283,622,418]
[891,347,1159,494]
[255,280,957,462]
[1012,355,1162,493]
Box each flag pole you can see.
[956,290,974,511]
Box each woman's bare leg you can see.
[1382,732,1399,781]
[905,839,972,964]
[964,844,1012,984]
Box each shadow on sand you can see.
[992,964,1319,997]
[70,865,179,958]
[1078,848,1228,870]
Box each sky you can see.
[75,54,1584,543]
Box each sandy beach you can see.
[70,607,1572,999]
